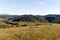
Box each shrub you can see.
[0,24,12,28]
[20,24,28,27]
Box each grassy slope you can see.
[0,24,60,40]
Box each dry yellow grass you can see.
[0,24,60,40]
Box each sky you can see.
[0,0,60,15]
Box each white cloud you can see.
[47,10,60,15]
[39,10,60,15]
[38,2,45,5]
[9,5,20,15]
[10,6,17,11]
[11,6,16,9]
[0,11,8,14]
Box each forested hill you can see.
[0,14,60,23]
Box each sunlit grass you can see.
[0,23,60,40]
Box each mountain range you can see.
[0,14,60,23]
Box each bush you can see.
[20,24,28,27]
[0,24,12,28]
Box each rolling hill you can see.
[0,14,60,24]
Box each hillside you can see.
[0,24,60,40]
[45,14,60,23]
[0,14,60,24]
[0,14,60,40]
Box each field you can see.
[0,23,60,40]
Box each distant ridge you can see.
[0,14,60,23]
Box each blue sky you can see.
[0,0,60,15]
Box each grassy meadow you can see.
[0,22,59,40]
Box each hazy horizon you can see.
[0,0,60,15]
